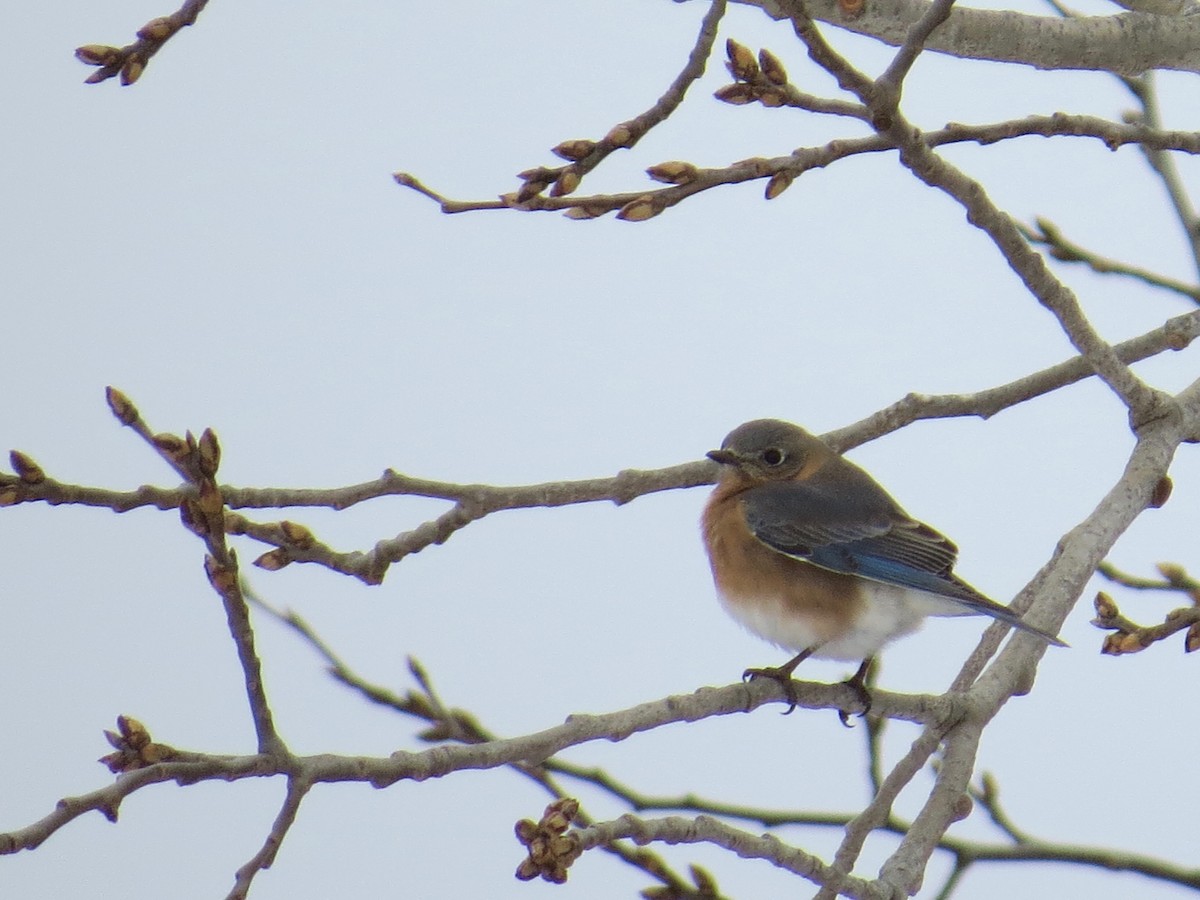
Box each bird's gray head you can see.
[707,419,833,482]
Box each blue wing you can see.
[740,479,1064,645]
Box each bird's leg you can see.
[743,645,821,714]
[838,657,874,727]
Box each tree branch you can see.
[75,0,210,86]
[1021,217,1200,305]
[740,0,1200,75]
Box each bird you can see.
[701,418,1064,718]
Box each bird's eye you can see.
[761,447,786,466]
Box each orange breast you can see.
[701,485,864,646]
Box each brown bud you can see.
[1156,562,1186,583]
[99,751,126,774]
[9,450,45,485]
[196,478,224,516]
[765,171,795,200]
[416,722,453,741]
[1149,475,1173,508]
[616,196,660,222]
[204,554,238,594]
[1186,622,1200,653]
[646,161,697,185]
[551,168,581,197]
[758,48,789,85]
[75,44,120,66]
[515,179,550,204]
[197,428,221,478]
[517,166,554,182]
[758,88,786,108]
[515,859,540,881]
[1093,591,1119,621]
[137,17,175,41]
[1033,217,1058,239]
[105,386,139,425]
[117,714,150,747]
[154,432,187,457]
[120,57,145,86]
[545,798,578,825]
[279,520,315,548]
[514,819,538,844]
[551,139,597,161]
[139,742,176,764]
[0,487,18,506]
[603,123,634,148]
[979,771,998,802]
[838,0,866,17]
[1120,632,1147,653]
[254,548,291,571]
[1100,633,1125,655]
[179,497,206,535]
[689,865,717,893]
[714,84,757,105]
[85,68,116,85]
[1102,632,1145,655]
[563,204,606,220]
[725,39,759,81]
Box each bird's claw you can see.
[837,666,873,728]
[743,665,800,714]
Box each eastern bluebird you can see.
[702,419,1064,716]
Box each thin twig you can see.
[75,0,210,86]
[1121,74,1200,277]
[227,776,312,900]
[105,390,285,756]
[398,109,1200,218]
[1021,218,1200,306]
[396,0,727,209]
[877,0,959,98]
[576,814,879,898]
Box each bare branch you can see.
[741,0,1200,75]
[75,0,210,86]
[1021,218,1200,305]
[823,309,1200,450]
[802,31,1169,420]
[1091,580,1200,654]
[400,108,1200,218]
[106,393,285,756]
[397,0,727,212]
[227,776,312,900]
[0,676,946,858]
[1121,74,1200,276]
[575,813,880,898]
[877,0,959,96]
[7,315,1198,590]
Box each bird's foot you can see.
[837,659,874,728]
[743,665,801,714]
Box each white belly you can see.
[719,580,966,661]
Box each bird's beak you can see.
[706,448,738,465]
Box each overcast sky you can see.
[4,1,1200,898]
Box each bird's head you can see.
[707,419,834,484]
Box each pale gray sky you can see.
[3,1,1199,898]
